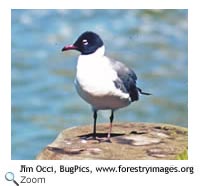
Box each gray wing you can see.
[110,59,139,102]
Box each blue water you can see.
[11,10,188,159]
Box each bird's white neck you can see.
[94,46,105,56]
[77,46,106,71]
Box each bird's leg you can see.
[82,110,99,141]
[93,110,97,139]
[107,110,114,142]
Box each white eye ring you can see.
[82,39,88,45]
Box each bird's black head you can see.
[62,31,104,55]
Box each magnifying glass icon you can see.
[5,172,19,186]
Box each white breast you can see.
[74,47,131,110]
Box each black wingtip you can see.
[137,87,152,95]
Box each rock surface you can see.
[36,122,188,160]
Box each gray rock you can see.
[36,122,187,160]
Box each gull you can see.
[62,31,151,142]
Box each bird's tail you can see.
[137,87,151,95]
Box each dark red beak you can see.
[61,44,78,52]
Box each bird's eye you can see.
[82,39,88,45]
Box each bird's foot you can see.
[81,136,111,143]
[103,138,112,143]
[80,135,101,143]
[93,136,112,143]
[96,137,112,143]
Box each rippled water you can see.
[11,9,188,159]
